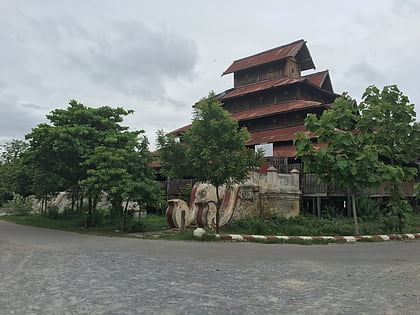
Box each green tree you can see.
[81,131,161,231]
[156,130,191,179]
[294,85,419,234]
[24,100,161,226]
[157,92,264,233]
[0,139,28,164]
[25,100,136,213]
[0,140,32,204]
[357,85,419,232]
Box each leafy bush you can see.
[180,183,193,203]
[357,195,382,218]
[4,193,34,215]
[126,219,147,233]
[46,205,60,219]
[223,213,420,236]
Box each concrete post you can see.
[267,165,277,188]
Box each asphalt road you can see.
[1,220,419,314]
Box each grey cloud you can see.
[66,20,198,99]
[0,97,45,141]
[392,0,420,17]
[345,62,383,84]
[0,9,198,99]
[0,8,199,142]
[20,103,46,110]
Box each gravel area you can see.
[1,220,419,314]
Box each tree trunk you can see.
[87,195,93,226]
[215,185,221,234]
[79,193,83,213]
[352,193,359,235]
[118,198,128,232]
[346,189,352,217]
[71,188,75,212]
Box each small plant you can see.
[4,193,34,215]
[357,195,381,219]
[381,216,398,234]
[321,204,339,219]
[46,205,60,219]
[180,183,193,203]
[126,219,147,233]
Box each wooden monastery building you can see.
[172,39,337,169]
[167,39,417,215]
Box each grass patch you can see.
[0,213,170,236]
[0,215,84,231]
[222,213,420,236]
[157,230,218,241]
[2,211,419,244]
[137,215,169,232]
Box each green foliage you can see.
[0,213,170,235]
[294,85,419,233]
[19,99,162,230]
[156,130,191,179]
[0,140,33,203]
[4,193,35,215]
[184,92,264,188]
[0,139,28,164]
[157,92,264,232]
[180,183,193,203]
[415,183,420,198]
[224,213,420,236]
[157,92,264,187]
[45,205,60,219]
[357,195,382,219]
[24,100,137,200]
[126,218,147,233]
[294,93,385,191]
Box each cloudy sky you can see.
[1,0,419,149]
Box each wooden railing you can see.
[160,179,195,199]
[266,157,417,197]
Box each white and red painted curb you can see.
[215,233,420,243]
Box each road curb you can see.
[215,233,420,243]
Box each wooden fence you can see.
[159,158,417,200]
[160,179,195,199]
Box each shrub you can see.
[126,219,147,233]
[223,214,407,236]
[4,193,34,215]
[46,205,60,219]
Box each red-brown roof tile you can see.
[271,142,326,158]
[232,100,324,121]
[170,124,191,135]
[272,144,298,158]
[247,125,307,145]
[222,39,315,75]
[302,71,328,87]
[302,70,333,93]
[222,77,302,100]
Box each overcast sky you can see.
[1,0,419,149]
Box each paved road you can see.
[1,220,419,314]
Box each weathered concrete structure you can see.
[166,168,301,230]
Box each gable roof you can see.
[170,124,191,135]
[231,100,324,121]
[222,39,315,75]
[246,124,306,145]
[302,70,333,93]
[221,77,301,100]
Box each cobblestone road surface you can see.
[1,220,419,314]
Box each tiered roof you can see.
[170,40,336,158]
[222,39,315,75]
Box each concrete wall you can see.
[233,167,301,220]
